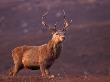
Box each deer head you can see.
[42,11,72,43]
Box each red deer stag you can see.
[9,11,72,78]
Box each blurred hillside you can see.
[0,0,110,75]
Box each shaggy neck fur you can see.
[47,38,62,59]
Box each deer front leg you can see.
[40,64,54,79]
[40,63,46,77]
[45,69,50,75]
[45,69,55,79]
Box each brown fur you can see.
[9,11,71,77]
[9,31,64,77]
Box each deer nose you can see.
[62,36,65,40]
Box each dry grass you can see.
[0,74,110,82]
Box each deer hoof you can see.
[48,75,55,79]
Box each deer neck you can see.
[47,38,62,48]
[47,39,62,58]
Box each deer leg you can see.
[40,63,46,77]
[12,64,19,76]
[45,69,55,78]
[45,69,50,75]
[10,64,23,77]
[9,65,18,76]
[40,65,54,78]
[13,62,24,76]
[9,66,14,76]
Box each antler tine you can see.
[54,22,57,29]
[62,10,72,31]
[42,12,50,28]
[42,12,57,33]
[63,10,66,19]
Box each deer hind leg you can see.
[12,64,20,76]
[10,53,23,76]
[9,63,23,77]
[9,65,18,76]
[9,47,24,76]
[9,66,14,76]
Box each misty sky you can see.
[0,0,110,33]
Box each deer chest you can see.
[52,44,62,59]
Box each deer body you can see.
[9,11,72,78]
[10,32,64,77]
[11,38,62,71]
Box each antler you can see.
[42,12,50,29]
[42,12,57,33]
[62,10,72,31]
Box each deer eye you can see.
[56,33,59,35]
